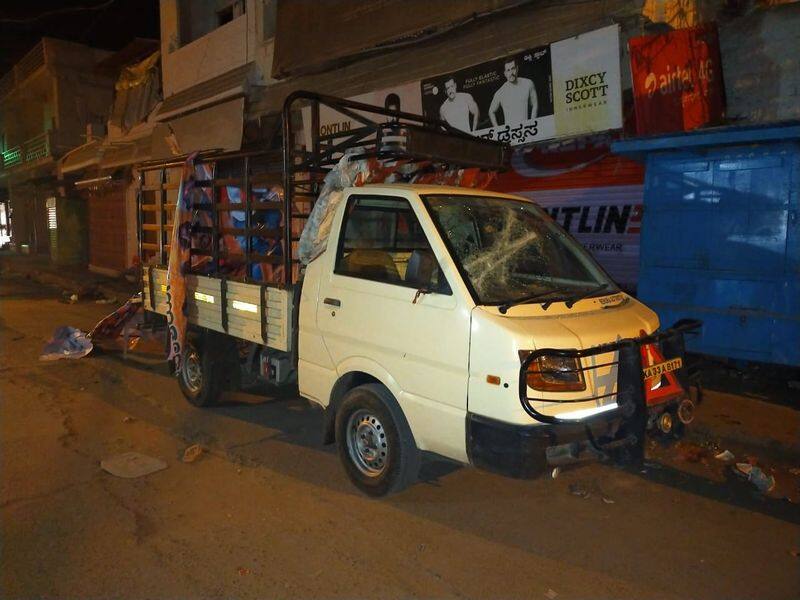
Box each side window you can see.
[335,196,450,294]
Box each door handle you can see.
[323,297,341,307]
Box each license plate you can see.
[643,357,682,379]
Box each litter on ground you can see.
[39,326,93,361]
[569,483,590,498]
[100,452,167,478]
[734,462,776,493]
[182,444,205,463]
[715,450,735,461]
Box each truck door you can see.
[316,193,471,461]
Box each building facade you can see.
[152,0,277,156]
[59,40,161,276]
[143,0,799,294]
[0,38,115,262]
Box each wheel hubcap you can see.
[181,350,202,394]
[346,409,388,477]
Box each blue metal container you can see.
[613,124,800,366]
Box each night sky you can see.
[0,0,160,76]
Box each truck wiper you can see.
[564,283,610,309]
[498,287,572,314]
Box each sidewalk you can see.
[0,252,137,302]
[1,252,797,464]
[687,389,800,463]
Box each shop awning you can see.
[154,63,252,122]
[151,97,244,158]
[100,136,153,169]
[59,140,103,174]
[60,131,156,177]
[612,122,800,159]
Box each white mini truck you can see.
[138,93,697,496]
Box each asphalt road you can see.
[2,274,798,599]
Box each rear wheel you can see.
[178,334,225,407]
[335,384,419,496]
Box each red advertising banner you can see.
[629,23,724,135]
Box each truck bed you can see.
[142,265,293,352]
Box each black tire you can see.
[177,334,225,407]
[335,384,420,497]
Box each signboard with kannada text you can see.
[420,25,623,146]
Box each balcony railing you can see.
[1,131,54,172]
[1,146,22,169]
[24,132,50,162]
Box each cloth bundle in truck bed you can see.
[297,150,497,265]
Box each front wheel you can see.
[335,384,420,497]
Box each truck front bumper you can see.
[466,411,636,479]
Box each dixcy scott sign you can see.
[421,25,623,146]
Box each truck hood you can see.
[476,295,660,350]
[466,294,660,425]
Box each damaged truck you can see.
[136,92,699,496]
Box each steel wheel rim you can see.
[181,349,203,394]
[346,409,389,477]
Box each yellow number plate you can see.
[643,357,682,379]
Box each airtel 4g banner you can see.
[629,23,725,135]
[421,25,623,146]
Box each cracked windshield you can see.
[425,195,618,305]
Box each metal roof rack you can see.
[136,90,509,287]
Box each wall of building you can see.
[250,0,799,131]
[719,3,800,124]
[0,38,114,154]
[159,0,275,97]
[0,72,56,147]
[54,75,114,151]
[251,0,642,116]
[47,38,114,149]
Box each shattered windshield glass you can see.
[424,195,618,305]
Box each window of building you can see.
[262,0,276,40]
[178,0,246,46]
[335,196,450,293]
[46,197,57,230]
[217,0,245,26]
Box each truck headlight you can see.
[520,352,586,392]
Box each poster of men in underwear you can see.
[422,45,555,145]
[421,25,622,146]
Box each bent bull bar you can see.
[517,319,702,458]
